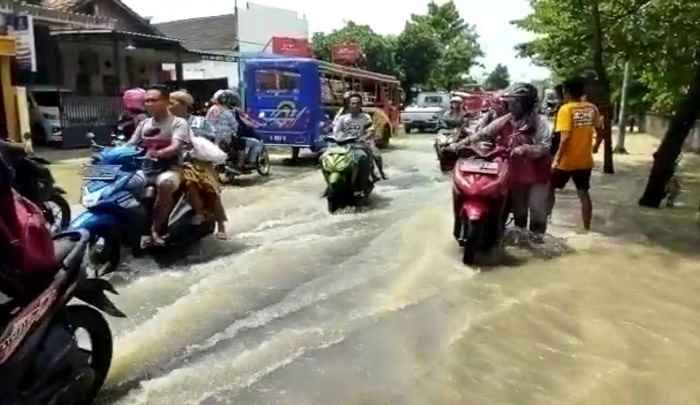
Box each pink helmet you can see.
[123,88,146,112]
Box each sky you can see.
[124,0,550,81]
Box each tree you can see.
[484,64,511,90]
[395,22,441,96]
[639,57,700,207]
[311,22,398,75]
[514,0,616,173]
[515,0,700,205]
[396,1,482,96]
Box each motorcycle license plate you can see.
[460,160,499,175]
[83,164,121,181]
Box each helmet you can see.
[213,89,240,108]
[450,96,463,104]
[123,88,145,112]
[502,83,539,112]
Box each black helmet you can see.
[502,82,539,112]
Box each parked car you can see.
[401,92,451,133]
[28,86,72,146]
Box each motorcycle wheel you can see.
[42,194,71,234]
[462,219,483,265]
[256,148,271,176]
[88,230,121,276]
[62,305,113,405]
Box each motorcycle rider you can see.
[117,88,147,139]
[169,90,229,240]
[440,96,466,130]
[333,93,387,181]
[128,85,191,246]
[452,83,552,240]
[475,92,507,132]
[206,89,246,173]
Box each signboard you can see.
[0,14,36,72]
[271,37,312,58]
[332,42,362,66]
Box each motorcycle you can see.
[320,136,374,213]
[452,141,510,264]
[68,135,215,274]
[219,136,271,181]
[10,154,71,234]
[219,110,271,181]
[0,230,125,405]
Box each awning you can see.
[49,29,202,63]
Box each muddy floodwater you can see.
[88,134,700,405]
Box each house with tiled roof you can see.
[1,0,208,146]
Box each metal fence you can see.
[60,95,122,148]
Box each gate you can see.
[60,95,122,148]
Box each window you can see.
[423,96,444,104]
[255,70,301,94]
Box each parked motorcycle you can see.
[69,135,215,274]
[0,230,125,405]
[320,136,374,213]
[452,141,510,264]
[11,154,71,234]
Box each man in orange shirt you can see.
[551,77,601,231]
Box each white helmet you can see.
[450,96,463,103]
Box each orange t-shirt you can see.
[555,101,599,170]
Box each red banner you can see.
[271,37,312,57]
[332,42,362,65]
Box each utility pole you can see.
[615,60,631,154]
[235,0,244,107]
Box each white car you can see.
[400,92,450,133]
[29,86,72,145]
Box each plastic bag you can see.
[191,136,227,164]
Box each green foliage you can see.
[311,22,398,75]
[514,0,700,113]
[484,64,511,90]
[311,1,483,98]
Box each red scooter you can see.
[452,141,511,264]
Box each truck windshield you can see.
[255,69,301,95]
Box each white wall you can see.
[238,2,309,53]
[164,60,238,87]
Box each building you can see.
[155,2,309,88]
[40,0,201,96]
[1,0,213,146]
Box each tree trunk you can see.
[639,59,700,208]
[590,0,615,173]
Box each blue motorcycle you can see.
[69,136,215,274]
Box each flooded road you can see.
[97,134,700,405]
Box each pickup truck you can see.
[401,92,450,133]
